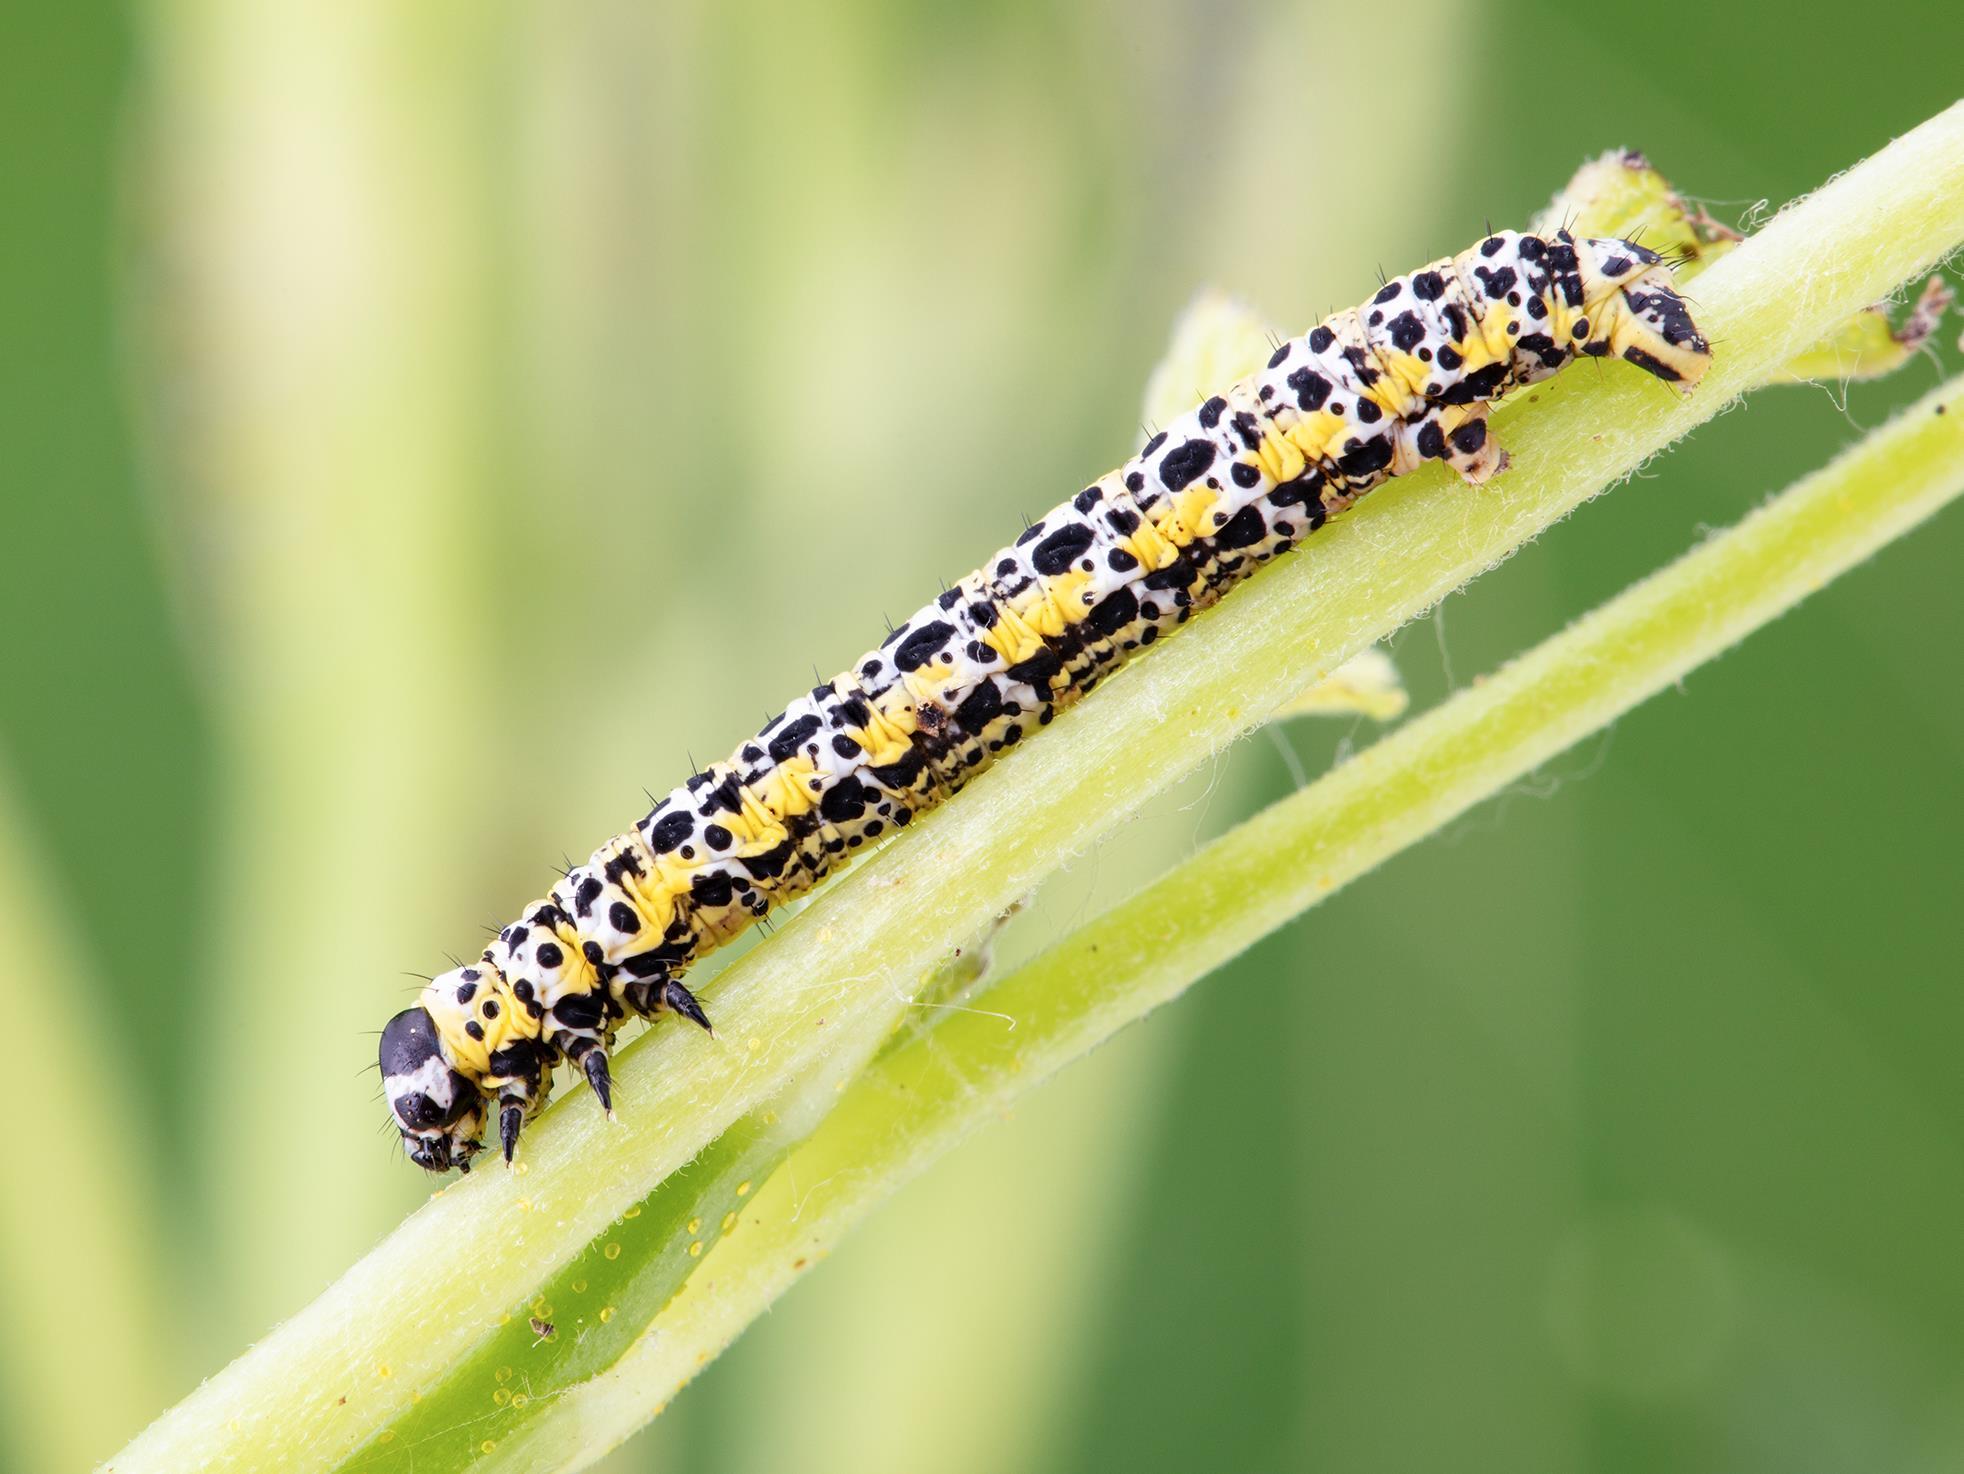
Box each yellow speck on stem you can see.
[604,1243,622,1261]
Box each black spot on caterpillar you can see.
[380,226,1711,1172]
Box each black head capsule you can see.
[380,1006,486,1173]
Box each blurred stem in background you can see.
[0,777,173,1472]
[139,0,520,1337]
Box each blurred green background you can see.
[5,2,1962,1470]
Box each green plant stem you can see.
[108,101,1964,1474]
[553,368,1964,1464]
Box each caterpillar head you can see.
[380,1006,486,1172]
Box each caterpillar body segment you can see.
[380,228,1710,1172]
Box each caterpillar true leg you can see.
[545,990,614,1114]
[620,981,714,1036]
[497,1095,528,1164]
[381,225,1712,1172]
[579,1047,613,1115]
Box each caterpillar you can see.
[380,227,1712,1172]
